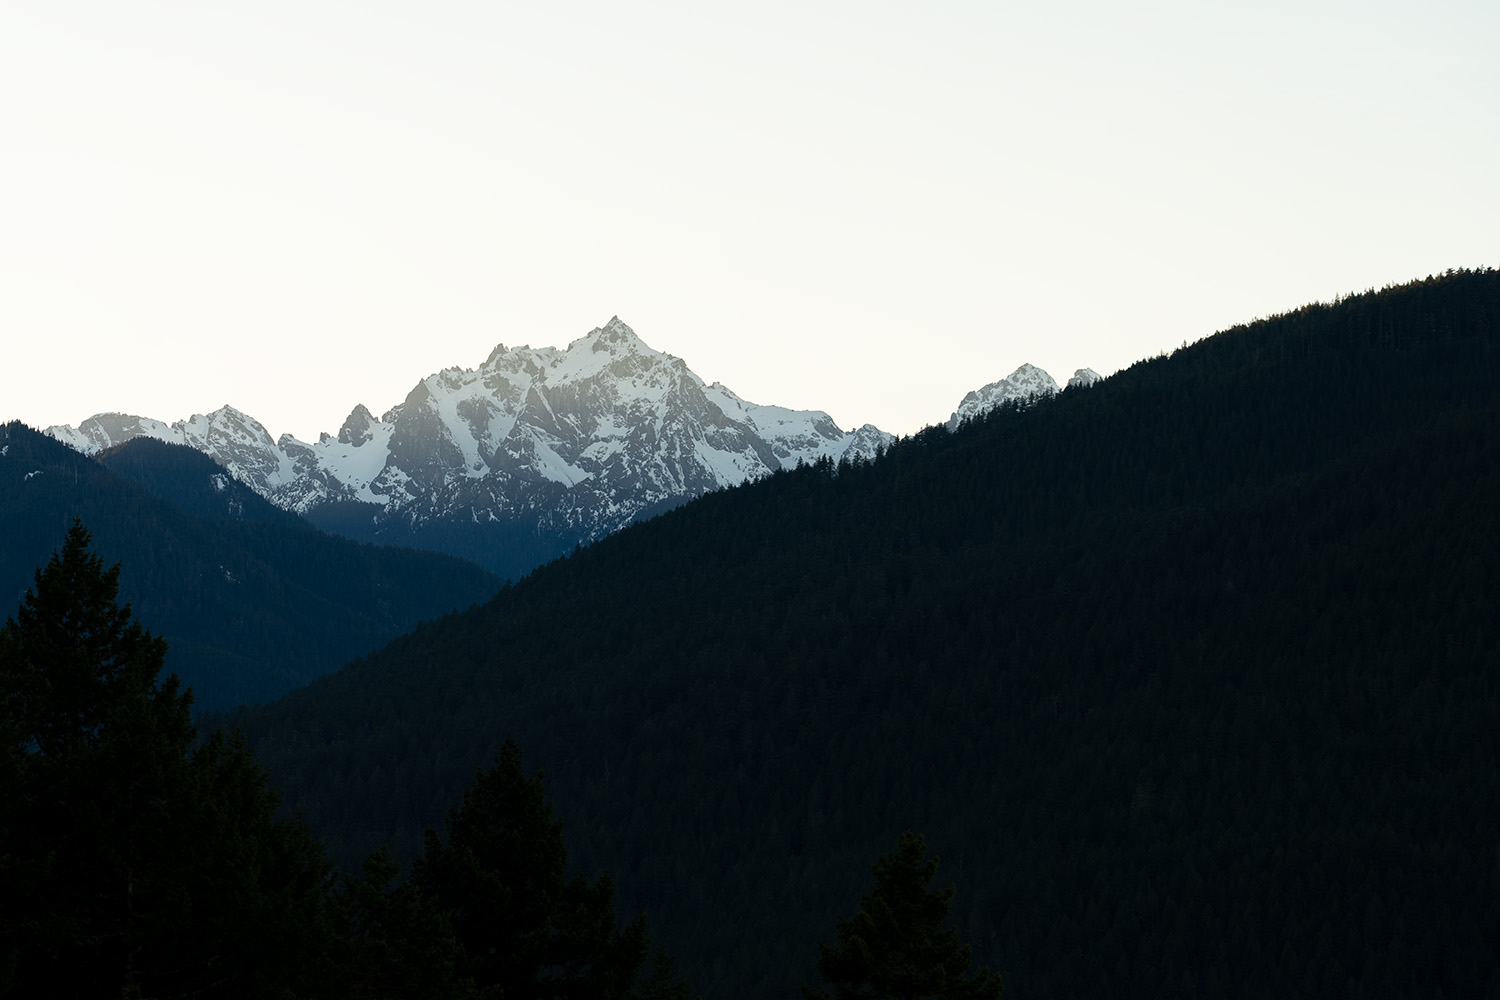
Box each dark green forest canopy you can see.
[233,270,1500,999]
[0,429,499,711]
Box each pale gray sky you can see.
[3,0,1496,440]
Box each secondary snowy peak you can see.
[46,412,180,455]
[47,406,291,493]
[946,363,1105,430]
[947,364,1062,430]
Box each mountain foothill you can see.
[0,428,500,711]
[5,269,1499,998]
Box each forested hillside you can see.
[1,524,683,999]
[233,270,1500,998]
[97,436,309,528]
[0,429,500,710]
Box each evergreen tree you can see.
[804,833,1001,1000]
[0,521,333,998]
[632,949,699,1000]
[332,847,477,1000]
[411,736,650,999]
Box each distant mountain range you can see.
[45,318,1101,580]
[46,318,1094,580]
[48,319,898,578]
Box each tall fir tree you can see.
[331,846,477,1000]
[803,833,1002,1000]
[411,736,650,999]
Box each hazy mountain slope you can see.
[48,319,893,580]
[229,270,1500,998]
[0,424,500,710]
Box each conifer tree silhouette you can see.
[804,833,1001,1000]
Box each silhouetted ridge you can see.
[232,269,1500,999]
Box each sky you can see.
[3,0,1497,442]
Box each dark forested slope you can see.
[234,270,1500,999]
[0,427,500,711]
[97,436,310,528]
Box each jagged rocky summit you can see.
[49,318,893,577]
[946,364,1101,431]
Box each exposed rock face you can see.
[337,405,379,446]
